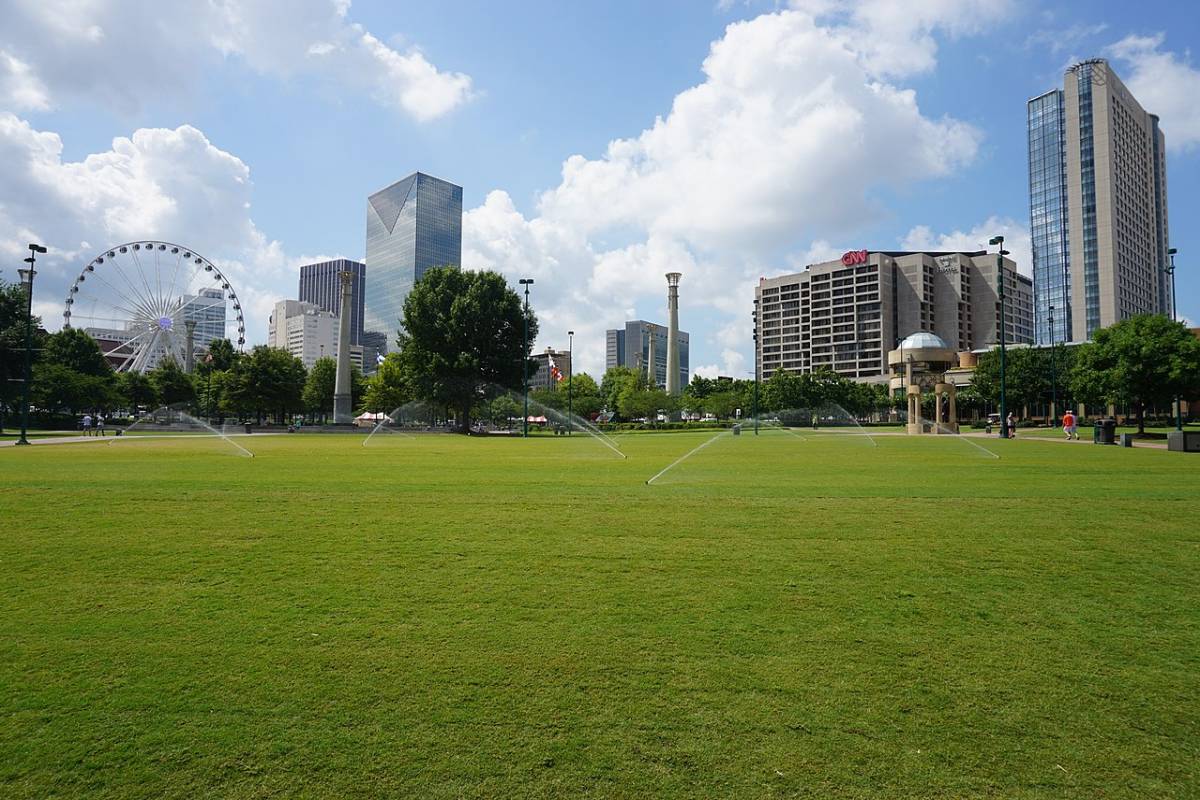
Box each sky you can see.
[1,0,1197,379]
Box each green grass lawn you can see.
[1,431,1197,798]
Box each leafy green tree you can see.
[1070,315,1200,433]
[486,394,521,427]
[42,328,111,376]
[398,268,536,432]
[204,338,238,372]
[148,359,196,407]
[303,357,337,422]
[600,366,639,416]
[225,346,307,424]
[361,352,411,413]
[30,363,112,415]
[560,372,602,418]
[0,279,43,431]
[118,370,157,411]
[530,387,564,411]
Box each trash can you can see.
[1119,433,1134,447]
[244,423,252,435]
[732,424,741,436]
[1093,418,1116,445]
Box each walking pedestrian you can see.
[1006,412,1016,439]
[1062,409,1078,440]
[82,413,93,437]
[95,413,105,437]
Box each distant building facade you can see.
[606,320,690,389]
[268,299,362,371]
[363,172,463,349]
[299,259,365,345]
[755,250,1033,382]
[1028,58,1171,344]
[530,348,571,392]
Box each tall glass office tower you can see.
[1028,89,1071,345]
[364,172,463,347]
[1028,59,1170,343]
[299,258,365,345]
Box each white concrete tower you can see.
[332,270,354,423]
[665,272,681,395]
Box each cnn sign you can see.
[841,249,869,266]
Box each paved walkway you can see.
[0,433,271,448]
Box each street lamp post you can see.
[519,278,534,437]
[752,300,759,435]
[16,243,48,446]
[989,235,1010,438]
[1049,304,1057,425]
[1165,248,1182,431]
[567,330,574,435]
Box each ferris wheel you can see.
[62,241,246,373]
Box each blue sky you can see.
[1,0,1197,377]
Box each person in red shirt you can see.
[1062,409,1078,440]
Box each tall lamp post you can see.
[1048,304,1057,424]
[1165,248,1182,430]
[519,278,534,438]
[567,330,574,435]
[752,299,759,435]
[989,235,1010,438]
[16,243,48,446]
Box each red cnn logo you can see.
[841,249,868,266]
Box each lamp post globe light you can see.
[16,243,48,447]
[989,235,1010,439]
[519,278,534,438]
[1165,248,1182,431]
[567,329,574,435]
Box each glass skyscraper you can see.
[1027,89,1071,345]
[364,172,463,348]
[299,258,365,345]
[1028,59,1170,343]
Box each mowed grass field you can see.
[1,430,1197,799]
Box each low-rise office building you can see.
[755,249,1033,382]
[530,348,571,392]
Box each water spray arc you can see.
[112,405,254,457]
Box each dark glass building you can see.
[364,172,463,347]
[298,258,366,345]
[605,320,689,389]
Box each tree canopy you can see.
[398,268,536,432]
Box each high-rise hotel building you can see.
[1028,59,1170,344]
[755,250,1032,383]
[364,172,463,349]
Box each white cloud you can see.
[789,0,1016,78]
[0,113,293,344]
[0,0,472,121]
[901,216,1031,276]
[1108,34,1200,152]
[464,8,992,377]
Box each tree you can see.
[204,338,238,372]
[398,268,536,433]
[361,352,411,413]
[530,387,564,412]
[118,370,157,411]
[148,359,196,408]
[42,328,111,376]
[303,357,337,422]
[225,346,306,424]
[0,279,42,431]
[31,363,112,416]
[560,372,602,418]
[1070,315,1200,433]
[486,394,521,427]
[600,366,640,418]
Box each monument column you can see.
[665,272,681,396]
[184,320,196,374]
[333,270,354,424]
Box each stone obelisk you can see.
[184,320,196,374]
[333,270,354,424]
[665,272,681,396]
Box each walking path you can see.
[0,433,274,448]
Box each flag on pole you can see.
[376,352,386,365]
[549,354,563,382]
